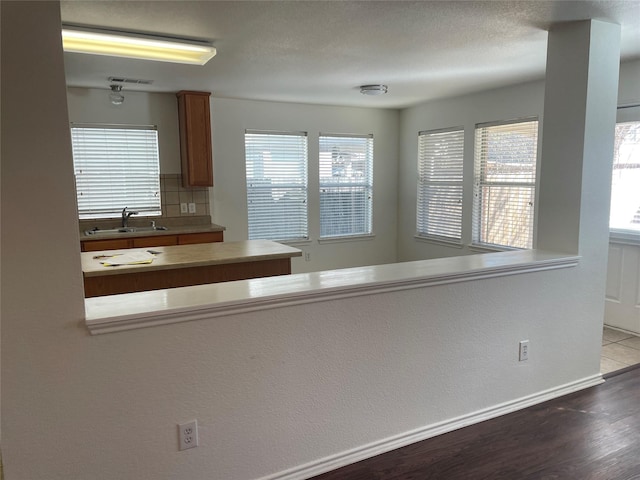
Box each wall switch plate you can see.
[519,340,529,362]
[180,203,188,214]
[188,202,196,213]
[178,420,199,451]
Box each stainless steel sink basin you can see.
[84,226,168,236]
[129,226,168,233]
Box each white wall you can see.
[398,79,545,260]
[66,87,182,174]
[605,98,640,334]
[398,59,640,262]
[209,98,400,273]
[66,90,400,274]
[618,60,640,107]
[0,5,620,480]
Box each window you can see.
[70,124,161,219]
[610,121,640,235]
[245,131,308,241]
[473,119,538,249]
[416,128,464,242]
[319,134,373,238]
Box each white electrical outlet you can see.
[188,202,196,213]
[178,420,199,451]
[304,252,311,262]
[519,340,529,362]
[180,203,188,214]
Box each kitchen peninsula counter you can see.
[81,240,302,297]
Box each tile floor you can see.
[601,327,640,374]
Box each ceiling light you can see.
[360,85,388,96]
[61,27,216,65]
[109,84,124,105]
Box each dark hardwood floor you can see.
[310,367,640,480]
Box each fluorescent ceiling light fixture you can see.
[61,27,216,65]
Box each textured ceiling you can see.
[61,0,640,109]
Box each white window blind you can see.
[416,127,464,242]
[245,131,308,241]
[71,124,161,219]
[473,119,538,249]
[319,134,373,238]
[610,121,640,234]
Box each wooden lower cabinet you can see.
[84,258,291,297]
[81,231,223,252]
[82,239,130,252]
[132,235,178,248]
[178,231,223,244]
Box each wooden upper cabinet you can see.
[177,91,213,187]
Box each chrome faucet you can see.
[121,207,138,228]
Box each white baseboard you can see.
[603,323,640,337]
[257,374,603,480]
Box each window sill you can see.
[414,235,464,249]
[468,243,516,253]
[84,249,579,335]
[279,238,313,247]
[317,234,375,244]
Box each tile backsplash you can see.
[78,174,212,231]
[161,174,210,217]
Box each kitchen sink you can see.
[84,226,168,236]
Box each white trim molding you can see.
[610,230,640,246]
[85,249,579,335]
[256,374,603,480]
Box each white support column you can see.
[536,20,621,257]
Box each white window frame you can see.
[610,113,640,241]
[244,130,309,242]
[472,118,539,250]
[70,123,161,220]
[416,127,464,244]
[318,133,374,239]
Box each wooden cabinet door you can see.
[82,231,222,251]
[82,238,131,252]
[177,232,223,245]
[132,235,178,248]
[177,91,213,187]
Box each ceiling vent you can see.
[108,76,154,85]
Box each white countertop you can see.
[81,240,302,277]
[80,223,225,241]
[84,249,579,334]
